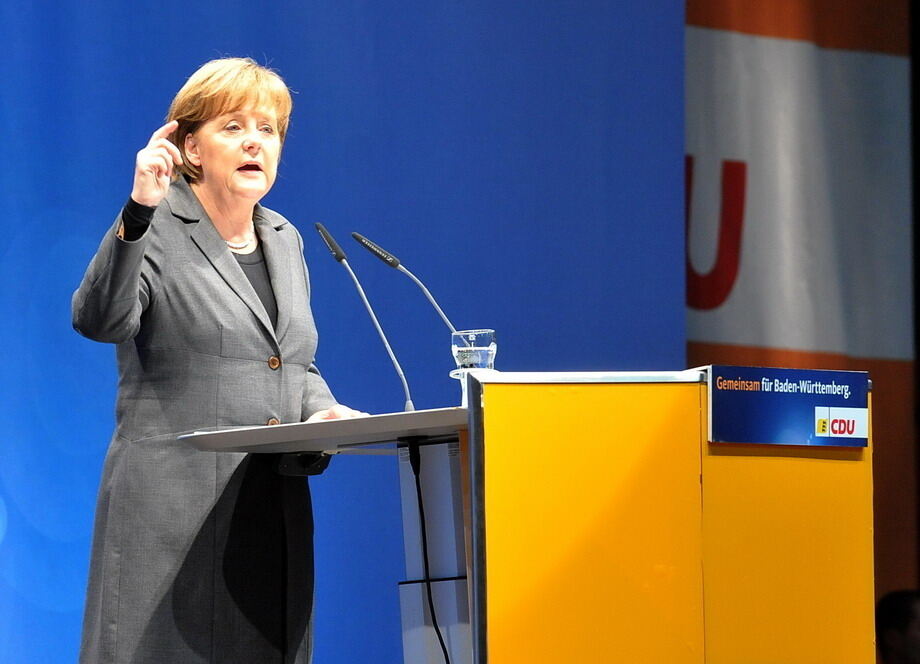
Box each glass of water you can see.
[450,329,496,405]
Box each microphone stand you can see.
[315,223,414,412]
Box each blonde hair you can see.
[166,58,293,181]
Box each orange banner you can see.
[687,0,909,55]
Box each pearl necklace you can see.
[225,227,256,251]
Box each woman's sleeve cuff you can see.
[121,197,157,241]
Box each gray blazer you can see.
[73,178,336,664]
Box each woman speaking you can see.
[73,58,362,663]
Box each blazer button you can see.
[268,356,282,370]
[266,417,281,426]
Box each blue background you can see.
[710,366,870,447]
[0,1,685,661]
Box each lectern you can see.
[183,369,875,664]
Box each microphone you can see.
[314,223,414,412]
[351,232,458,334]
[315,223,347,262]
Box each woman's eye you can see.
[260,125,275,134]
[225,123,241,131]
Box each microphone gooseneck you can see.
[351,232,458,334]
[314,225,414,412]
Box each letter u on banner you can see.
[685,155,747,310]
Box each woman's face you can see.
[185,106,281,202]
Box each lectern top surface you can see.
[179,407,468,454]
[468,369,706,384]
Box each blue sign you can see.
[709,366,869,447]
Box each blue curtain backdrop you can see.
[0,1,684,661]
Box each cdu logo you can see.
[814,406,868,439]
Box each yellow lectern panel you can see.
[700,390,875,664]
[480,382,705,663]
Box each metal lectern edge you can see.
[467,372,488,664]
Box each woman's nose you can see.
[243,130,262,152]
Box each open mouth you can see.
[238,163,263,172]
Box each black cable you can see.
[408,441,451,664]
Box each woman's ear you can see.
[184,133,200,167]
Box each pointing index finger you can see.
[149,120,179,143]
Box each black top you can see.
[123,198,278,329]
[232,243,278,329]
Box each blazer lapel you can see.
[255,210,293,342]
[167,179,278,346]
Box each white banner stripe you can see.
[686,27,912,360]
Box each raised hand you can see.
[130,120,184,207]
